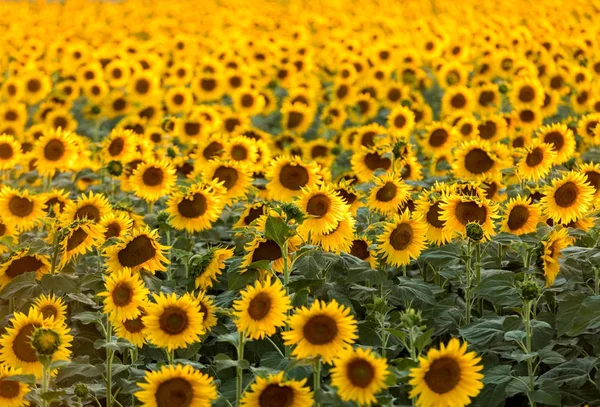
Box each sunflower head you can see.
[31,327,62,359]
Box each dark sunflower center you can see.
[27,79,41,93]
[388,88,401,102]
[243,206,264,225]
[554,182,578,207]
[0,142,13,159]
[518,86,535,102]
[584,171,600,191]
[75,204,101,221]
[258,384,294,407]
[124,315,145,333]
[360,131,376,148]
[8,196,34,217]
[112,283,133,306]
[460,123,473,136]
[142,167,165,187]
[108,138,125,156]
[0,222,6,236]
[178,193,207,218]
[455,201,487,225]
[0,378,20,398]
[241,94,254,107]
[389,223,413,250]
[159,306,189,335]
[336,189,357,205]
[303,314,338,345]
[225,118,241,133]
[203,141,223,160]
[118,235,157,268]
[201,78,216,91]
[306,194,331,217]
[507,205,530,230]
[155,378,193,407]
[483,182,498,199]
[525,147,544,167]
[426,201,445,228]
[105,222,121,239]
[429,129,448,147]
[478,90,495,106]
[424,357,461,394]
[394,114,407,129]
[173,94,184,105]
[66,228,89,251]
[248,292,272,321]
[543,131,564,151]
[184,122,201,137]
[213,166,238,190]
[350,239,369,259]
[40,305,58,319]
[519,109,535,123]
[287,112,304,130]
[477,121,496,140]
[5,255,43,278]
[347,359,375,388]
[512,136,525,148]
[450,93,467,108]
[279,164,309,191]
[251,240,282,262]
[311,146,328,158]
[464,148,494,174]
[364,153,391,171]
[376,182,397,202]
[135,79,150,94]
[13,323,40,363]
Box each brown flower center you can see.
[464,148,494,174]
[118,235,157,268]
[375,182,397,202]
[525,147,544,167]
[279,164,309,191]
[203,141,223,160]
[43,139,66,161]
[108,138,125,157]
[554,182,578,207]
[248,292,271,321]
[201,78,216,91]
[184,122,201,137]
[360,131,377,148]
[287,112,304,130]
[455,201,487,225]
[450,93,467,109]
[543,131,564,151]
[8,195,34,217]
[424,357,461,394]
[478,90,495,107]
[306,194,331,217]
[478,121,497,140]
[5,255,44,278]
[251,240,282,262]
[303,314,338,345]
[213,166,238,190]
[519,109,535,123]
[231,145,248,161]
[389,223,413,250]
[0,378,20,398]
[584,171,600,191]
[27,79,41,93]
[241,94,254,107]
[123,315,145,333]
[336,189,357,205]
[75,204,101,221]
[364,153,391,171]
[350,239,369,260]
[518,85,535,102]
[243,206,264,225]
[429,129,448,147]
[155,378,193,407]
[0,142,14,159]
[258,384,294,407]
[66,228,89,251]
[135,79,150,94]
[178,193,207,218]
[142,167,164,187]
[426,201,445,228]
[105,222,121,239]
[394,114,407,129]
[111,283,133,307]
[347,359,375,388]
[40,305,58,319]
[13,323,40,363]
[507,205,530,230]
[159,306,189,335]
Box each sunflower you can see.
[105,227,169,274]
[58,220,105,268]
[266,156,321,202]
[282,299,357,364]
[0,251,51,290]
[164,86,194,114]
[166,181,225,233]
[367,174,411,215]
[541,228,572,287]
[241,235,291,273]
[441,86,473,116]
[350,146,394,183]
[114,306,147,348]
[516,141,557,181]
[233,277,291,340]
[535,123,576,165]
[348,237,378,269]
[421,123,455,157]
[409,338,483,407]
[0,187,45,231]
[541,171,595,224]
[0,134,21,170]
[234,202,268,230]
[501,196,541,236]
[0,309,72,379]
[32,293,67,323]
[579,163,600,204]
[103,129,137,163]
[136,363,217,407]
[0,365,29,407]
[31,127,77,176]
[192,247,234,290]
[475,115,507,143]
[297,183,349,234]
[334,181,362,215]
[60,191,111,224]
[194,291,218,332]
[130,159,177,203]
[223,136,259,165]
[414,194,451,246]
[352,123,389,151]
[474,83,500,113]
[21,70,51,105]
[510,77,544,107]
[204,160,252,203]
[281,101,313,134]
[439,195,498,241]
[240,372,313,407]
[99,269,149,322]
[451,139,505,181]
[143,292,205,351]
[331,347,389,406]
[377,211,427,267]
[192,73,224,102]
[41,189,70,217]
[100,211,133,241]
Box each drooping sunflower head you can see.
[32,293,68,323]
[0,250,51,290]
[541,227,572,287]
[0,187,45,232]
[266,156,321,202]
[99,269,149,322]
[105,226,169,274]
[240,371,313,407]
[541,171,595,225]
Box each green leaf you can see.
[557,295,600,336]
[0,271,39,300]
[537,347,566,365]
[214,354,249,372]
[264,216,292,248]
[538,357,598,388]
[459,318,506,348]
[474,270,519,306]
[72,311,102,325]
[414,328,434,356]
[532,382,562,406]
[390,277,436,305]
[504,330,526,346]
[531,320,554,351]
[41,273,79,293]
[418,244,460,267]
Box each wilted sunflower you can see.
[166,181,225,233]
[143,292,205,351]
[501,196,541,236]
[439,195,498,241]
[0,250,51,290]
[100,211,133,240]
[136,364,217,407]
[58,221,105,268]
[60,191,111,224]
[266,155,321,202]
[194,291,218,332]
[330,347,390,406]
[451,139,505,181]
[105,227,169,274]
[409,338,483,407]
[0,365,29,407]
[130,159,177,203]
[541,171,595,224]
[541,227,571,287]
[192,247,234,290]
[516,141,557,182]
[32,293,67,323]
[233,277,291,340]
[114,306,147,348]
[0,134,21,170]
[240,372,313,407]
[99,269,149,322]
[204,159,252,203]
[282,299,357,364]
[31,128,77,176]
[0,309,72,379]
[296,183,349,234]
[535,123,576,165]
[377,211,427,267]
[0,187,45,231]
[367,174,411,215]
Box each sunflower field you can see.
[2,0,600,406]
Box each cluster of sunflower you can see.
[0,0,599,406]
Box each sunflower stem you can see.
[106,319,114,407]
[594,267,599,296]
[463,239,473,325]
[523,299,537,407]
[166,349,175,364]
[236,331,245,406]
[475,242,482,316]
[41,363,50,407]
[313,357,322,407]
[402,264,407,277]
[148,201,154,215]
[8,297,14,314]
[282,241,291,358]
[166,230,173,281]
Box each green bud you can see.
[167,147,177,158]
[280,202,305,223]
[517,279,542,302]
[106,160,123,176]
[74,382,90,399]
[400,308,422,329]
[466,222,484,242]
[31,327,61,358]
[400,99,412,108]
[498,84,509,94]
[330,146,342,155]
[90,105,101,115]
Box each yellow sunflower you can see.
[104,227,169,274]
[41,189,70,217]
[501,196,541,236]
[0,134,21,170]
[102,129,137,163]
[234,202,268,230]
[31,128,77,177]
[414,194,452,246]
[100,211,133,241]
[222,136,259,166]
[136,364,217,407]
[166,181,225,233]
[439,195,498,241]
[114,306,147,348]
[58,220,105,268]
[240,372,313,407]
[266,156,321,202]
[0,365,30,407]
[194,291,218,332]
[60,191,111,224]
[541,227,572,287]
[509,77,545,108]
[350,146,394,183]
[202,159,252,203]
[281,101,314,134]
[367,174,411,216]
[99,269,149,322]
[541,171,595,224]
[349,237,378,269]
[130,159,177,203]
[143,292,205,351]
[297,183,349,234]
[282,299,358,364]
[409,338,483,407]
[32,293,67,323]
[240,235,293,274]
[388,105,415,140]
[303,213,356,254]
[331,347,390,406]
[535,123,576,165]
[0,251,51,290]
[451,139,505,181]
[579,162,600,204]
[193,247,234,290]
[516,141,557,182]
[0,309,72,379]
[0,187,45,231]
[233,277,291,340]
[377,211,427,267]
[420,123,456,157]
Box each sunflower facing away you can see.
[143,292,205,351]
[0,250,51,290]
[541,227,572,287]
[233,277,291,340]
[282,299,358,364]
[377,211,427,267]
[136,364,217,407]
[192,247,234,290]
[541,171,595,224]
[240,371,313,407]
[501,196,541,236]
[99,269,150,322]
[409,338,483,407]
[330,347,390,406]
[0,187,45,231]
[105,226,169,274]
[0,365,30,407]
[296,183,349,234]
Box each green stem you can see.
[236,331,245,406]
[475,243,482,316]
[8,298,14,315]
[106,319,114,407]
[595,267,599,296]
[166,230,173,281]
[166,349,175,364]
[464,239,473,326]
[313,358,322,407]
[148,201,154,215]
[282,242,291,358]
[41,364,50,407]
[523,300,537,407]
[402,264,407,277]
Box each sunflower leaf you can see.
[264,216,292,248]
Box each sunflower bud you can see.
[106,160,123,176]
[280,202,305,224]
[90,105,101,115]
[167,147,177,158]
[400,308,422,329]
[466,222,484,242]
[400,99,412,108]
[330,146,341,155]
[392,141,407,159]
[517,280,542,302]
[74,382,90,399]
[31,327,61,360]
